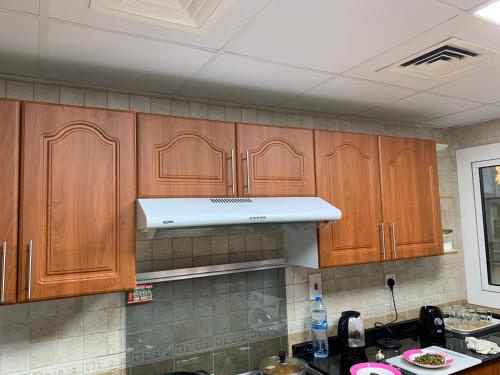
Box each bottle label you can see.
[312,321,327,330]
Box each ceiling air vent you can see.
[381,38,499,80]
[89,0,232,32]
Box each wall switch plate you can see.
[309,273,322,300]
[385,274,396,288]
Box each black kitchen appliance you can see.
[419,305,446,347]
[338,310,366,350]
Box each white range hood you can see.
[137,197,341,230]
[135,197,341,282]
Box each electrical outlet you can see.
[309,273,322,300]
[385,274,396,288]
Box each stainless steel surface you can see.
[1,241,6,303]
[245,150,251,193]
[230,149,236,194]
[380,223,386,260]
[149,222,315,239]
[28,240,32,300]
[136,258,286,283]
[390,223,397,259]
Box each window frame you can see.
[457,142,500,308]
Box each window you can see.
[457,143,500,308]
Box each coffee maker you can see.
[419,305,446,347]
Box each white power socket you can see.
[385,274,396,288]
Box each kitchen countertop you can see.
[293,318,500,375]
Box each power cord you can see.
[374,278,398,336]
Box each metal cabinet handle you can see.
[28,240,33,300]
[1,241,6,303]
[230,149,236,194]
[380,223,386,260]
[390,224,397,259]
[244,150,251,194]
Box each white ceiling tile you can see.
[0,11,38,76]
[438,0,487,11]
[0,0,39,14]
[361,92,480,122]
[430,65,500,103]
[346,14,500,91]
[422,104,500,127]
[178,53,333,106]
[227,0,458,73]
[48,0,270,50]
[44,21,214,94]
[282,76,416,115]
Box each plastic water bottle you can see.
[311,296,329,358]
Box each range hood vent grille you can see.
[210,198,253,203]
[380,38,498,80]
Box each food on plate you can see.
[413,353,445,366]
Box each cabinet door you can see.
[315,131,383,267]
[138,114,237,197]
[379,136,443,259]
[237,124,316,196]
[0,100,20,304]
[19,103,136,301]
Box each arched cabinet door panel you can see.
[379,136,443,260]
[0,99,20,304]
[138,114,236,197]
[19,103,136,301]
[236,124,316,196]
[315,131,383,267]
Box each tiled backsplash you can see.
[0,76,472,375]
[136,230,285,273]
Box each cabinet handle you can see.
[1,241,6,303]
[380,224,386,260]
[28,240,33,300]
[390,224,397,259]
[229,149,235,194]
[244,150,251,194]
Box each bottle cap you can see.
[315,296,322,301]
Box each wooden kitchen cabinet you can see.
[379,136,443,260]
[18,102,136,301]
[0,99,20,304]
[460,361,500,375]
[137,114,237,197]
[315,131,384,267]
[236,124,316,196]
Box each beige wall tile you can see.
[84,89,107,108]
[151,96,171,115]
[30,341,57,369]
[171,99,190,116]
[0,79,6,97]
[6,80,34,100]
[60,86,84,106]
[57,337,83,363]
[207,104,225,120]
[130,94,150,112]
[108,92,130,110]
[34,83,60,103]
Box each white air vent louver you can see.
[89,0,232,32]
[381,38,499,80]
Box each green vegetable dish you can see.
[414,353,445,366]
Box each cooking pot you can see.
[260,351,308,375]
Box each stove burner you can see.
[376,337,402,349]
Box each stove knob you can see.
[434,317,444,326]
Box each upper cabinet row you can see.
[0,100,443,305]
[137,114,316,197]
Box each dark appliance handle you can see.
[338,315,349,348]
